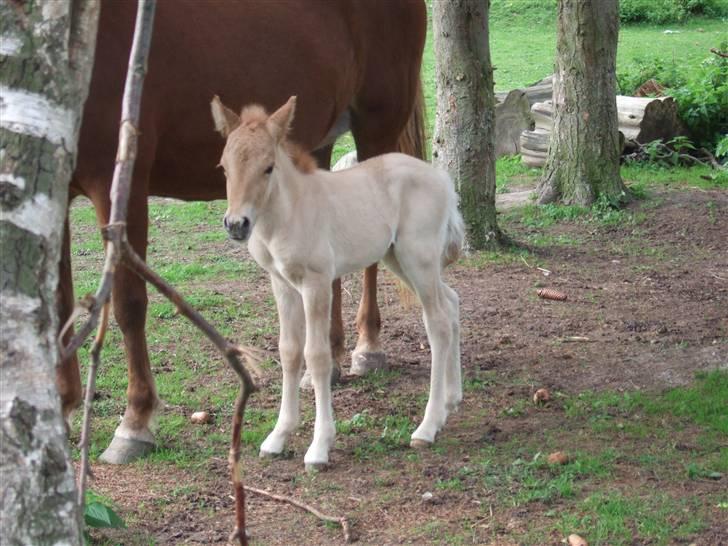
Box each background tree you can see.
[537,0,628,205]
[432,0,504,249]
[0,1,100,542]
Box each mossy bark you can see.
[537,0,627,206]
[432,0,505,250]
[0,0,99,543]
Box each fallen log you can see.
[496,75,553,107]
[519,95,686,167]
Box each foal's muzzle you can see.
[224,215,251,241]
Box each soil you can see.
[86,186,727,545]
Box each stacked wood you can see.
[496,75,553,107]
[520,95,686,168]
[494,89,535,157]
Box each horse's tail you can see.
[396,77,427,160]
[442,177,466,268]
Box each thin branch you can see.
[245,486,353,543]
[710,47,728,58]
[77,303,109,507]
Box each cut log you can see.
[494,89,535,157]
[496,75,553,106]
[616,96,686,143]
[520,95,686,167]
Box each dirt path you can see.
[85,187,727,545]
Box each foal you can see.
[212,96,463,469]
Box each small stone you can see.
[548,451,570,465]
[533,388,551,404]
[190,411,211,424]
[568,534,587,546]
[421,491,434,502]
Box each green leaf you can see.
[84,501,126,529]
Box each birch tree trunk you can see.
[537,0,627,205]
[432,0,504,249]
[0,1,100,543]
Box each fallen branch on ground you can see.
[243,486,353,543]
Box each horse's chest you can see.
[248,236,309,288]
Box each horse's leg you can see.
[56,215,82,421]
[260,275,305,457]
[300,144,343,388]
[350,263,386,375]
[349,119,404,375]
[97,190,159,464]
[442,284,462,413]
[391,243,454,446]
[300,276,336,470]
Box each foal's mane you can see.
[239,104,317,175]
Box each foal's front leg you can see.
[301,277,336,470]
[260,276,305,457]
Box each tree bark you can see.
[432,0,505,249]
[0,1,100,543]
[537,0,627,205]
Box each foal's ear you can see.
[210,95,241,137]
[267,96,297,142]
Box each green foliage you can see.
[490,0,728,25]
[616,56,687,96]
[84,491,125,543]
[618,43,728,151]
[620,0,728,24]
[671,43,728,147]
[716,134,728,158]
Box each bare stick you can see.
[76,303,109,507]
[120,242,258,545]
[710,47,728,58]
[245,486,353,543]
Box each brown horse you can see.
[58,0,427,463]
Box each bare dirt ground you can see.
[86,186,727,545]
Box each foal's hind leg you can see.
[389,246,455,446]
[260,276,305,457]
[443,284,462,412]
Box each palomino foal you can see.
[211,96,463,469]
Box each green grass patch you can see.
[557,491,705,545]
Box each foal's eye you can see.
[264,164,274,175]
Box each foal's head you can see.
[211,95,297,241]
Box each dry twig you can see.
[244,486,353,543]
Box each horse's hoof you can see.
[410,438,432,450]
[99,435,154,464]
[300,364,342,390]
[350,351,387,376]
[259,449,279,459]
[304,461,329,473]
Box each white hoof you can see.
[350,351,387,376]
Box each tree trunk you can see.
[432,0,505,249]
[0,1,100,543]
[537,0,627,205]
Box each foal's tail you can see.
[396,77,427,160]
[442,178,466,268]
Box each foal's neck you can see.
[256,146,311,240]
